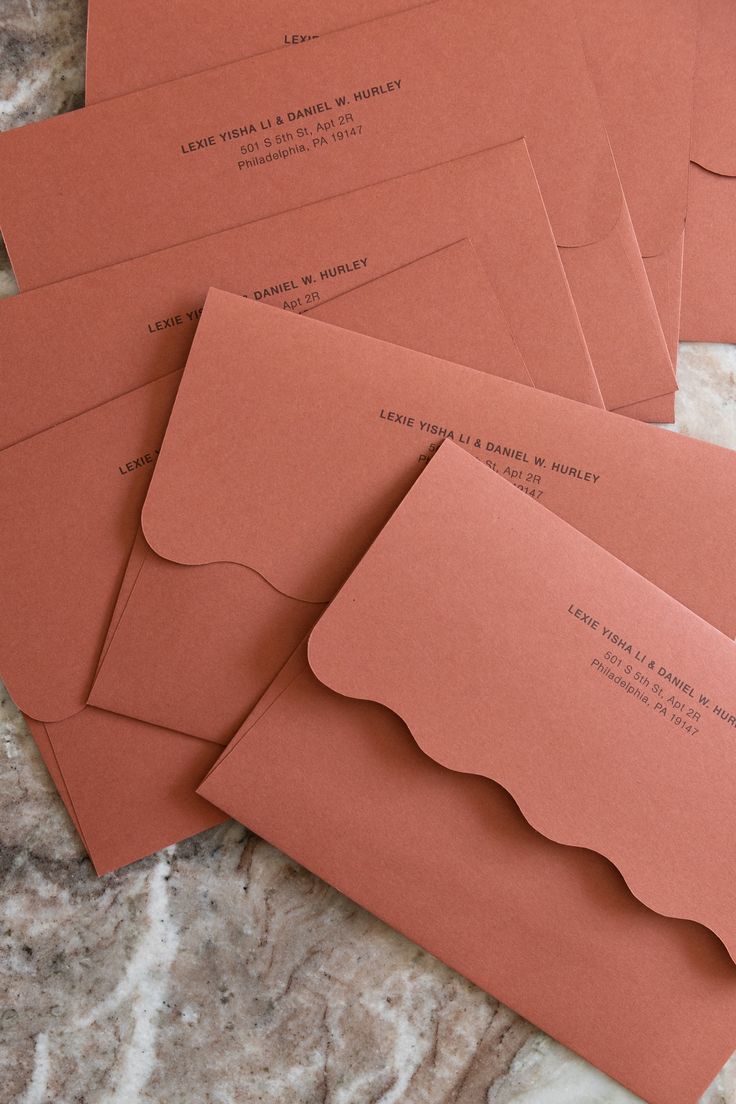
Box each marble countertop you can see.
[1,4,735,1102]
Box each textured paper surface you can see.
[84,0,422,102]
[141,291,736,630]
[197,446,736,1104]
[0,255,534,872]
[0,141,603,455]
[89,290,736,752]
[85,0,692,421]
[0,373,226,874]
[0,0,674,411]
[311,441,736,958]
[574,0,698,421]
[198,642,736,1104]
[681,0,736,342]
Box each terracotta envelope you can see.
[84,0,421,102]
[302,241,532,389]
[197,443,736,1104]
[681,0,736,342]
[0,373,227,874]
[573,0,698,423]
[0,142,605,451]
[1,254,531,874]
[0,0,675,413]
[81,236,534,681]
[85,0,697,423]
[27,711,225,873]
[88,288,736,750]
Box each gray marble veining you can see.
[1,4,735,1102]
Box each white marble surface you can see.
[1,3,735,1102]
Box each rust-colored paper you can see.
[84,0,421,102]
[0,0,675,412]
[573,0,698,422]
[304,241,533,388]
[86,0,696,423]
[33,711,226,875]
[85,0,690,423]
[0,373,226,874]
[88,290,736,748]
[310,441,736,961]
[0,142,605,451]
[1,254,530,873]
[681,0,736,342]
[198,543,736,1104]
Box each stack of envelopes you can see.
[2,2,736,1100]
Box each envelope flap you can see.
[141,288,485,605]
[143,288,736,636]
[690,0,736,176]
[574,0,697,256]
[0,373,179,723]
[308,441,736,961]
[0,0,623,294]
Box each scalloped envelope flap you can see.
[309,441,736,960]
[142,290,736,632]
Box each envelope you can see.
[0,0,675,413]
[197,443,736,1104]
[85,0,695,424]
[304,240,533,389]
[310,440,736,959]
[0,372,227,874]
[0,142,604,452]
[27,710,226,874]
[94,235,530,683]
[88,288,736,750]
[573,0,699,422]
[681,0,736,342]
[84,0,422,103]
[1,252,534,873]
